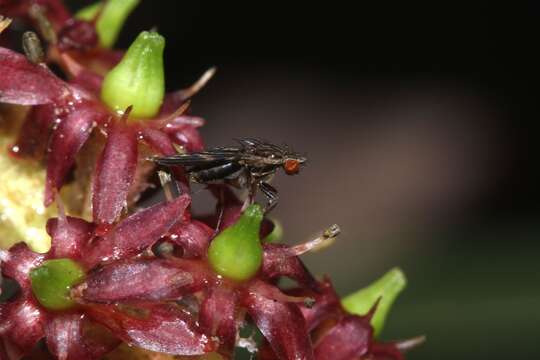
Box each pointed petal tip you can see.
[395,335,426,352]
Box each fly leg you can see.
[241,175,258,212]
[259,182,279,213]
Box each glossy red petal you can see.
[47,216,95,260]
[0,297,46,353]
[0,47,70,105]
[313,315,372,360]
[1,243,45,292]
[45,102,106,206]
[45,313,90,360]
[199,287,237,355]
[83,195,191,267]
[44,313,119,360]
[74,258,213,303]
[242,281,314,360]
[168,220,213,258]
[139,127,176,155]
[168,125,205,152]
[92,123,137,226]
[160,115,205,131]
[11,104,55,159]
[86,303,217,355]
[262,244,320,291]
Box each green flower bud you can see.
[208,204,264,281]
[342,267,407,337]
[76,0,140,48]
[30,259,86,310]
[101,31,165,118]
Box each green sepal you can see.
[30,259,86,311]
[342,267,407,337]
[76,0,140,48]
[75,2,102,21]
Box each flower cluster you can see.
[0,1,422,359]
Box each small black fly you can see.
[151,138,307,212]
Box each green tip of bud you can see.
[101,30,165,118]
[342,267,407,337]
[208,204,264,281]
[30,259,85,310]
[76,0,140,48]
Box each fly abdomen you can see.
[191,162,242,183]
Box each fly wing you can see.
[151,148,241,169]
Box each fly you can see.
[151,138,307,212]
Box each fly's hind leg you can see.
[259,182,279,214]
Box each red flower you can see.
[0,29,207,232]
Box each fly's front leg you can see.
[259,182,279,214]
[240,173,258,212]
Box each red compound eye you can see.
[284,159,300,175]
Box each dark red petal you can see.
[1,243,45,291]
[199,287,237,355]
[168,220,213,258]
[262,244,320,291]
[57,19,98,52]
[138,126,191,186]
[92,123,137,226]
[296,279,341,332]
[47,216,95,260]
[139,127,176,155]
[32,0,71,27]
[74,258,213,303]
[69,71,104,95]
[45,312,119,360]
[45,313,89,360]
[168,125,204,152]
[0,297,46,353]
[313,315,372,360]
[242,281,314,360]
[10,104,55,159]
[1,0,71,26]
[86,303,217,355]
[159,91,188,116]
[370,342,404,360]
[0,336,8,359]
[0,47,70,105]
[81,49,125,75]
[45,313,119,360]
[45,102,106,206]
[83,195,191,267]
[161,115,205,131]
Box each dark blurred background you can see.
[68,2,540,359]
